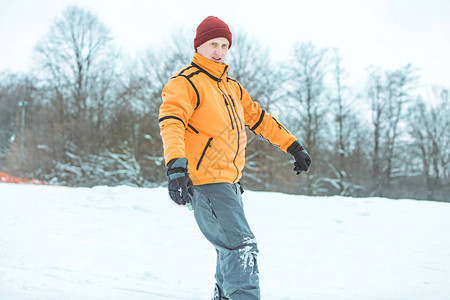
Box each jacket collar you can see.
[191,52,229,82]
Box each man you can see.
[159,16,311,300]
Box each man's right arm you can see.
[160,77,197,207]
[159,76,196,166]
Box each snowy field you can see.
[1,183,449,300]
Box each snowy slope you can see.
[0,183,449,300]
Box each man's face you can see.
[197,37,230,64]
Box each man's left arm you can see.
[240,87,312,174]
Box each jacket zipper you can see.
[196,137,213,170]
[217,73,242,183]
[228,94,243,130]
[223,95,234,130]
[217,75,240,183]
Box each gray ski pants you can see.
[192,183,260,300]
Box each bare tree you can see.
[366,67,385,193]
[285,42,329,195]
[24,6,127,184]
[326,49,365,195]
[227,31,279,104]
[0,73,36,172]
[34,6,118,149]
[366,65,417,196]
[407,88,449,200]
[139,29,193,114]
[0,73,19,166]
[383,65,416,192]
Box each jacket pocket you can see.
[196,137,213,170]
[187,123,199,134]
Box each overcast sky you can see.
[1,0,449,90]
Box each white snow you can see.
[1,183,449,300]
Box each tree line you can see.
[0,6,448,201]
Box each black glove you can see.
[287,141,312,175]
[166,158,194,206]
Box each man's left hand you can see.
[287,141,312,175]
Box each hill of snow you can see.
[1,183,449,300]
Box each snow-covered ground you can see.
[0,183,449,300]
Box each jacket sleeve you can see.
[240,86,297,152]
[159,76,197,166]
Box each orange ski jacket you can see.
[159,52,297,185]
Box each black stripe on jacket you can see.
[250,110,265,131]
[159,116,186,127]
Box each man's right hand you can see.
[166,158,194,205]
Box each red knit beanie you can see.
[194,16,232,50]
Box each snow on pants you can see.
[192,183,260,300]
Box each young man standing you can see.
[159,16,311,300]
